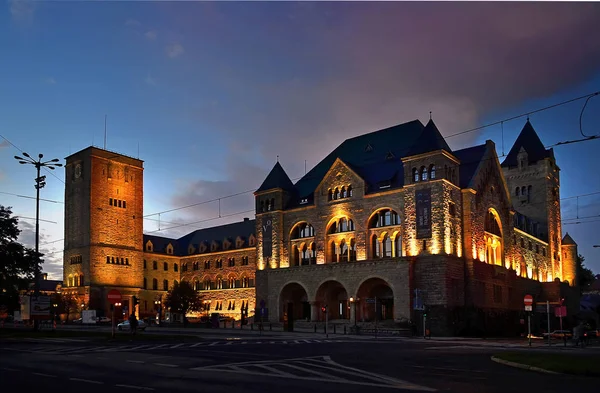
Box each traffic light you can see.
[35,175,46,189]
[321,305,327,313]
[132,296,139,307]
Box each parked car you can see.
[96,316,111,324]
[117,319,147,331]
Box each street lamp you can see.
[154,296,162,326]
[14,152,62,331]
[349,297,358,329]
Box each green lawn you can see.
[495,352,600,377]
[0,328,202,342]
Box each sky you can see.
[1,1,600,279]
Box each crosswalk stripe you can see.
[170,344,184,349]
[190,342,205,347]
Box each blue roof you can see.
[143,218,255,257]
[453,143,487,188]
[293,120,425,198]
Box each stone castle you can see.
[61,119,579,335]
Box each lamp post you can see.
[154,296,162,326]
[14,152,62,332]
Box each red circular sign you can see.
[107,289,122,305]
[523,295,533,305]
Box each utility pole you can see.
[14,153,62,332]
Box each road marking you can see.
[70,378,104,385]
[170,343,184,349]
[208,342,220,346]
[127,360,145,364]
[129,345,149,350]
[115,384,155,391]
[32,372,56,378]
[191,356,435,391]
[153,363,179,368]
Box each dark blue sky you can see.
[1,1,599,278]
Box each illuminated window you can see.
[241,256,249,266]
[420,166,427,181]
[413,168,419,183]
[429,164,436,179]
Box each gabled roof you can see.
[405,119,452,157]
[293,120,425,198]
[453,143,487,188]
[501,120,550,167]
[256,162,295,193]
[562,233,577,246]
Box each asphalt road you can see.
[1,336,597,393]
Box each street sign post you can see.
[107,290,122,339]
[524,295,533,347]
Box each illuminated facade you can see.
[254,119,579,335]
[62,147,257,320]
[62,119,578,334]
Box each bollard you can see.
[314,324,317,333]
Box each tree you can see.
[164,281,203,321]
[0,206,41,313]
[577,254,595,293]
[51,292,80,322]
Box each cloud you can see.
[156,2,600,235]
[145,73,157,86]
[145,30,157,40]
[45,77,56,85]
[9,0,35,23]
[166,43,184,58]
[125,18,141,27]
[18,220,64,280]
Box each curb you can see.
[491,356,560,375]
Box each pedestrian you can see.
[128,313,138,335]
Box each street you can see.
[1,335,597,393]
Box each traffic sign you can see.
[523,295,533,305]
[525,305,532,312]
[107,289,122,305]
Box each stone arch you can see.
[355,276,395,321]
[314,279,350,320]
[484,208,503,266]
[366,207,401,229]
[290,221,315,239]
[279,281,311,322]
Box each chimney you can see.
[43,273,48,280]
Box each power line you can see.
[445,90,600,139]
[145,208,256,235]
[0,191,64,204]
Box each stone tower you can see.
[254,162,295,270]
[501,120,565,282]
[63,147,144,313]
[561,233,578,286]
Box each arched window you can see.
[163,280,168,291]
[228,277,235,289]
[163,262,168,271]
[340,217,348,232]
[484,210,503,266]
[340,239,349,262]
[329,241,337,263]
[302,243,316,265]
[342,186,347,198]
[395,235,403,257]
[413,168,419,183]
[152,278,158,290]
[369,209,400,228]
[143,278,147,289]
[334,188,340,200]
[73,275,78,287]
[349,239,357,261]
[372,235,381,259]
[328,189,333,201]
[203,278,211,290]
[174,263,178,272]
[515,187,520,196]
[429,164,436,180]
[348,185,353,197]
[242,277,249,288]
[420,166,428,181]
[521,186,526,195]
[216,277,223,289]
[80,274,84,286]
[153,260,157,270]
[292,222,314,239]
[383,234,392,258]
